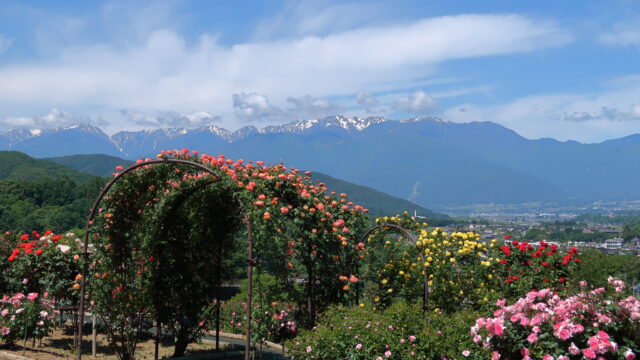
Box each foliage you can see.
[0,176,103,233]
[143,178,242,357]
[471,279,640,360]
[1,231,81,305]
[221,274,302,344]
[573,249,640,289]
[493,239,581,300]
[0,292,56,346]
[364,212,498,313]
[87,150,369,359]
[286,302,484,360]
[523,227,610,244]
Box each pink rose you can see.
[558,328,571,340]
[625,349,636,360]
[569,343,581,355]
[583,348,596,359]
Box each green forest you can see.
[0,152,104,232]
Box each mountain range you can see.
[2,115,639,209]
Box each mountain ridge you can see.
[3,115,640,208]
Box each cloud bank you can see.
[0,13,572,128]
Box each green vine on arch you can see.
[83,149,370,359]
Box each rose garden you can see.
[0,149,638,360]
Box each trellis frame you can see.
[75,158,256,360]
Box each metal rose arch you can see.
[75,158,257,360]
[358,223,430,313]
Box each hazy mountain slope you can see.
[0,151,93,182]
[209,130,567,208]
[309,171,447,219]
[44,153,445,217]
[47,154,134,177]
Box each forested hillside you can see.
[0,151,103,232]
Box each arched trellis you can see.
[75,158,256,360]
[358,223,430,313]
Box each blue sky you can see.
[1,0,639,142]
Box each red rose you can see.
[35,249,43,255]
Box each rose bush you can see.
[366,212,498,313]
[0,292,56,346]
[2,231,80,305]
[493,238,581,300]
[471,277,639,360]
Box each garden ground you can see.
[0,325,288,360]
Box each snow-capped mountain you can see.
[0,124,121,157]
[260,115,389,134]
[5,115,640,208]
[0,115,432,159]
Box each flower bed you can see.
[471,278,639,360]
[0,292,56,346]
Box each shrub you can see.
[2,231,80,305]
[0,292,56,346]
[492,239,581,301]
[471,277,639,360]
[286,301,483,360]
[366,213,498,313]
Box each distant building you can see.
[604,237,624,250]
[601,228,619,234]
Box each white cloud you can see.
[562,105,640,122]
[0,13,572,129]
[599,19,640,47]
[121,110,221,127]
[356,90,379,107]
[0,109,105,129]
[286,95,342,119]
[394,90,438,114]
[0,34,13,53]
[231,92,341,122]
[233,92,282,121]
[441,75,640,142]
